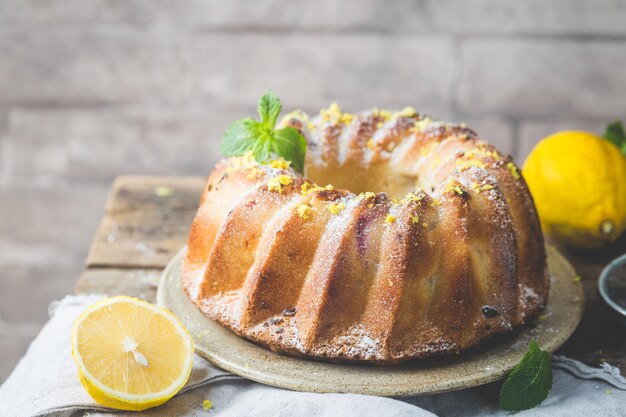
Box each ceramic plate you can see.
[157,245,583,396]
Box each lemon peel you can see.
[71,296,194,411]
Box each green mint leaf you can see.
[220,92,307,173]
[258,91,282,130]
[251,130,273,163]
[604,120,626,155]
[220,118,262,156]
[272,127,307,173]
[499,340,552,412]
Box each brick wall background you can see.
[1,0,626,382]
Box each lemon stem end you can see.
[600,221,614,236]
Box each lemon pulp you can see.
[71,296,194,411]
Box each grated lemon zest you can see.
[339,113,354,124]
[506,162,521,180]
[320,102,343,122]
[355,191,376,202]
[301,182,312,195]
[472,182,494,193]
[411,117,433,133]
[245,167,264,180]
[326,202,345,215]
[269,159,291,170]
[403,192,424,204]
[226,152,257,174]
[457,159,487,171]
[396,106,417,118]
[464,147,501,161]
[303,183,334,196]
[267,175,293,193]
[203,399,213,411]
[443,180,458,195]
[296,204,311,220]
[385,214,395,223]
[373,108,392,121]
[411,215,420,224]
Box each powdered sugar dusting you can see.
[331,324,382,359]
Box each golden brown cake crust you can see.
[182,106,549,364]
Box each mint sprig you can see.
[499,340,552,412]
[604,120,626,156]
[220,91,306,172]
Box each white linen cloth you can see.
[1,295,625,417]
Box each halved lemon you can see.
[71,296,194,411]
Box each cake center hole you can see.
[305,164,419,199]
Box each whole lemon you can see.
[523,131,626,249]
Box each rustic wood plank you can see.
[85,175,206,268]
[556,236,626,369]
[558,278,626,368]
[75,268,162,302]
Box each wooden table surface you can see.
[75,175,626,370]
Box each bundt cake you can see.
[182,103,549,363]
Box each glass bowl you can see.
[598,253,626,319]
